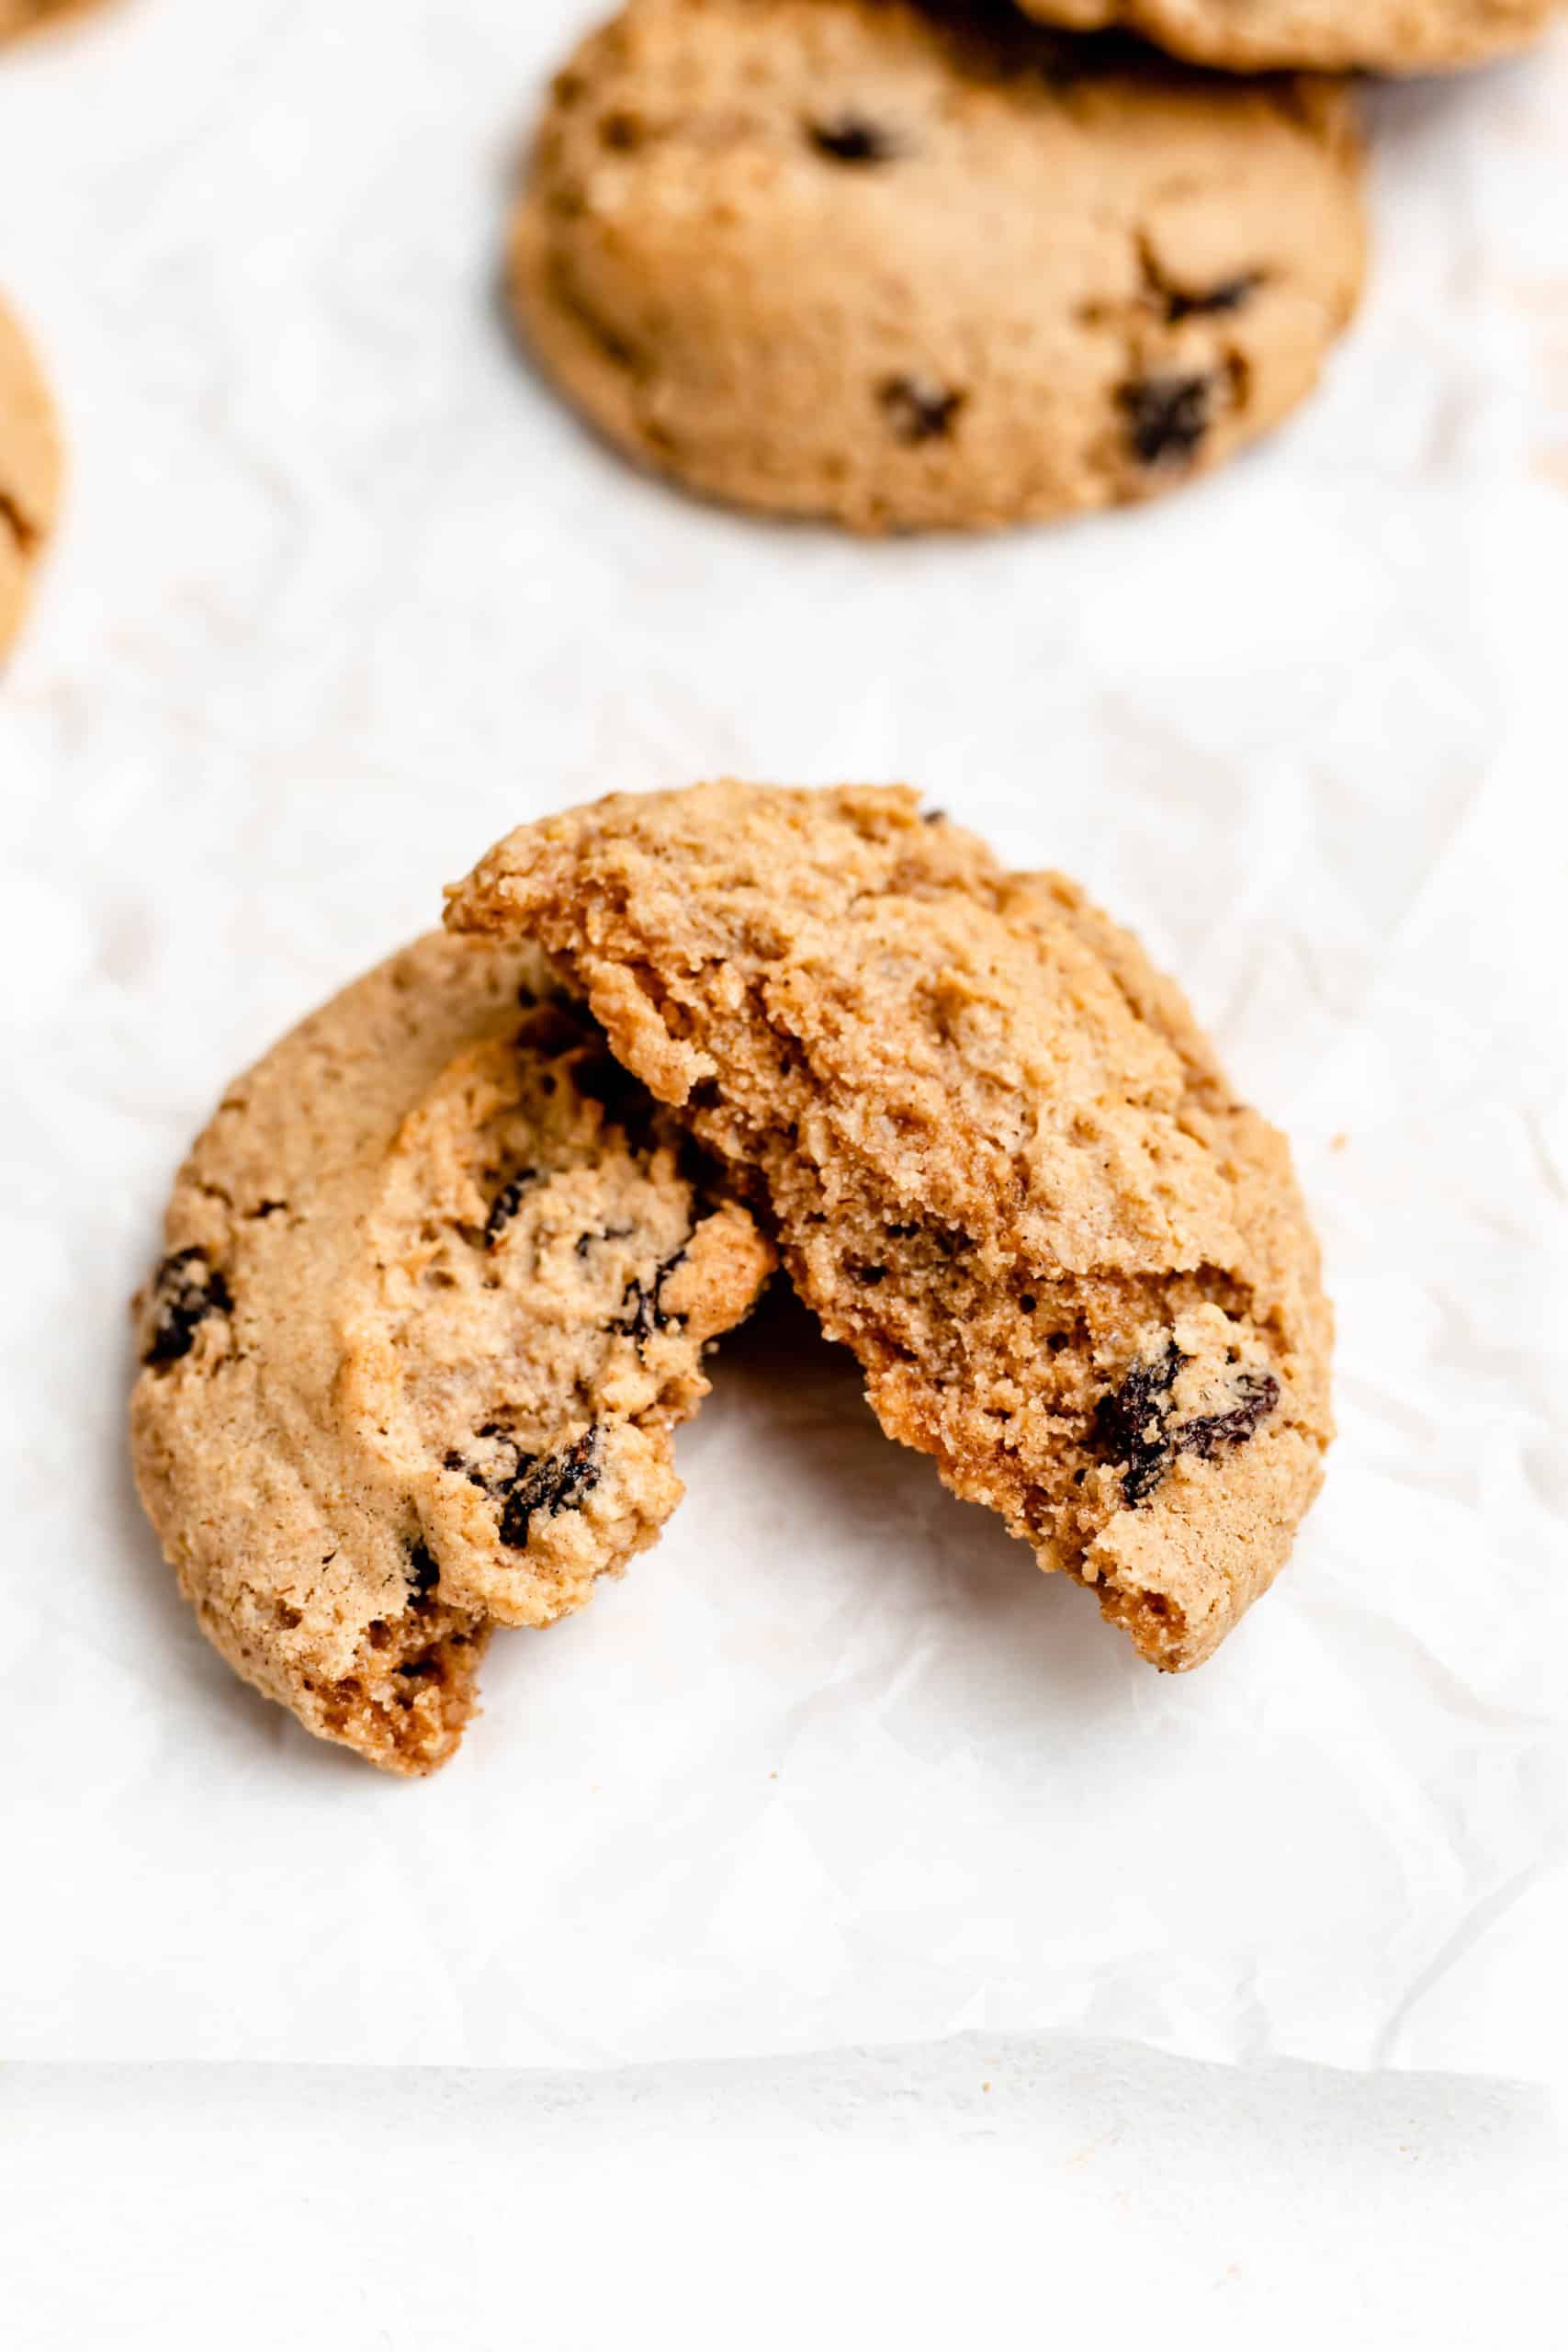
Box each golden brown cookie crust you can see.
[0,297,62,662]
[130,933,773,1773]
[447,785,1334,1671]
[510,0,1365,533]
[1011,0,1560,74]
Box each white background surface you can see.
[3,0,1567,2331]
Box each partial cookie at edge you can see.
[0,0,117,45]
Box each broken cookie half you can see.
[446,782,1334,1671]
[130,933,773,1773]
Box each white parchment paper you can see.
[2,0,1565,2074]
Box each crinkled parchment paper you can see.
[1,0,1564,2073]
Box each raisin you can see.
[1120,374,1213,469]
[577,1220,635,1261]
[485,1170,538,1249]
[1094,1341,1183,1506]
[880,375,964,446]
[1096,1348,1280,1506]
[498,1430,602,1550]
[141,1249,231,1366]
[450,1425,525,1496]
[809,116,899,164]
[406,1539,440,1599]
[1177,1372,1280,1462]
[612,1245,690,1351]
[1164,273,1260,323]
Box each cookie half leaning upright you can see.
[509,0,1366,532]
[0,296,62,662]
[1010,0,1562,76]
[447,785,1334,1673]
[130,933,773,1773]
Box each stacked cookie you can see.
[506,0,1554,532]
[132,785,1335,1772]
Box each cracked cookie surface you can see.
[1010,0,1560,74]
[0,297,62,662]
[447,784,1334,1671]
[130,933,773,1774]
[509,0,1364,532]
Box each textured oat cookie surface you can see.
[511,0,1365,533]
[130,933,773,1773]
[1011,0,1560,74]
[0,297,62,662]
[448,784,1334,1670]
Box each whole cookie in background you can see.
[510,0,1366,533]
[0,297,62,661]
[130,933,773,1773]
[1010,0,1561,75]
[448,785,1334,1672]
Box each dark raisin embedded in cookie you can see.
[1097,1348,1281,1506]
[1119,375,1213,469]
[808,115,900,164]
[879,376,964,446]
[576,1219,636,1260]
[141,1248,232,1367]
[611,1244,691,1350]
[1178,1371,1280,1462]
[484,1170,538,1249]
[406,1538,441,1599]
[598,108,646,151]
[1165,274,1262,322]
[497,1430,603,1550]
[1094,1340,1183,1505]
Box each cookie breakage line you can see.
[447,783,1334,1672]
